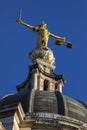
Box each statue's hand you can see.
[62,37,66,42]
[16,19,23,24]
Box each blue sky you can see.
[0,0,87,103]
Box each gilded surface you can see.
[17,19,66,48]
[16,10,72,71]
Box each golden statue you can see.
[16,9,72,48]
[16,10,73,69]
[17,19,67,48]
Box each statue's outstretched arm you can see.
[50,33,66,42]
[16,19,38,31]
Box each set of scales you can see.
[17,9,73,73]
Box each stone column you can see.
[39,77,44,90]
[49,80,55,91]
[31,69,38,90]
[57,79,64,93]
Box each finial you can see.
[16,9,73,73]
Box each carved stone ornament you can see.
[29,47,55,66]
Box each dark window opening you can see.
[44,80,49,91]
[55,83,57,91]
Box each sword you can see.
[18,9,22,20]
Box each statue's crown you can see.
[39,21,46,26]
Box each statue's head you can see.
[39,21,47,29]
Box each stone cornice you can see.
[19,112,87,129]
[0,102,25,121]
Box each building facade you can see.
[0,18,87,130]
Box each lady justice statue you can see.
[16,10,72,72]
[17,19,66,48]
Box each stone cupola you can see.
[16,46,66,93]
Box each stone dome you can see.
[0,89,87,124]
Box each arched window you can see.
[44,80,49,91]
[55,83,57,91]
